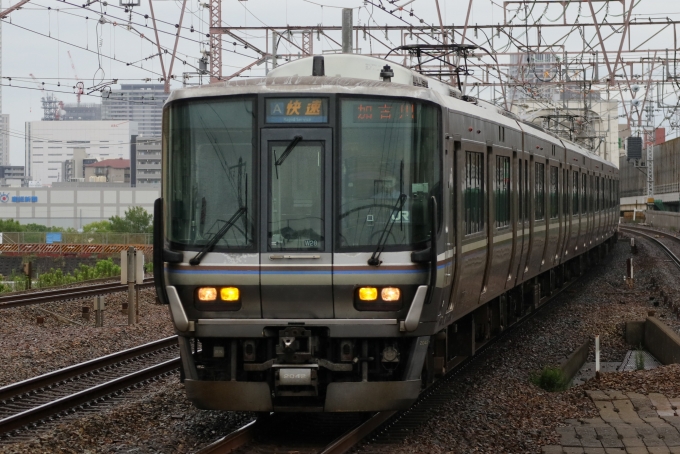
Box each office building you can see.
[101,84,168,137]
[25,120,138,185]
[131,136,161,187]
[0,166,25,187]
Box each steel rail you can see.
[194,418,264,454]
[0,356,179,435]
[620,226,680,269]
[0,336,178,402]
[0,278,155,310]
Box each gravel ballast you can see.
[2,231,680,453]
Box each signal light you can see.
[220,287,240,302]
[358,287,378,301]
[197,287,217,301]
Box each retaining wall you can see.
[646,211,680,231]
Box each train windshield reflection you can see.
[338,98,441,249]
[165,97,256,250]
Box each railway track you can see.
[619,225,680,269]
[0,336,178,437]
[0,277,155,310]
[194,253,592,454]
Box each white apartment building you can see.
[25,120,138,185]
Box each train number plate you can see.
[278,368,312,385]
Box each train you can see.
[153,53,619,412]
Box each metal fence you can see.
[0,232,152,245]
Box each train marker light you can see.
[198,287,218,301]
[220,287,240,302]
[381,287,401,301]
[358,287,378,301]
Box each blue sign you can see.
[46,233,62,244]
[11,196,38,203]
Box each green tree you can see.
[0,219,24,232]
[24,223,63,232]
[109,206,153,233]
[83,220,112,233]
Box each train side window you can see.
[464,151,484,235]
[563,169,568,217]
[590,175,595,213]
[518,159,523,223]
[495,155,510,228]
[535,162,545,221]
[572,171,579,216]
[582,173,587,214]
[595,176,600,211]
[549,166,558,219]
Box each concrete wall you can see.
[0,186,160,229]
[644,317,680,365]
[646,211,680,231]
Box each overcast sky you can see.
[2,0,680,165]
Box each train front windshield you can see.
[338,98,440,250]
[164,96,440,252]
[165,97,256,250]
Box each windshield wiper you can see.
[189,207,247,265]
[367,193,407,266]
[274,135,303,179]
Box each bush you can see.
[530,366,567,392]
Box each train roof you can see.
[167,54,615,171]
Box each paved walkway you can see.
[542,390,680,454]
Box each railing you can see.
[0,243,153,255]
[0,232,152,245]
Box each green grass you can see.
[531,366,568,392]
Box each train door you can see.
[259,128,334,318]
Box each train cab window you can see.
[572,171,579,216]
[549,166,558,219]
[495,156,510,228]
[464,151,484,234]
[582,173,587,214]
[165,97,255,250]
[338,98,441,249]
[535,162,545,221]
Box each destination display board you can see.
[352,101,416,123]
[266,98,328,123]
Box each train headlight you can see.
[358,287,378,301]
[381,287,401,301]
[197,287,218,301]
[220,287,240,302]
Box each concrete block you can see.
[595,426,624,448]
[576,426,604,448]
[558,426,583,447]
[563,448,585,454]
[645,317,680,365]
[561,339,591,382]
[627,320,646,346]
[623,437,646,448]
[542,446,564,454]
[647,447,671,454]
[587,390,612,401]
[650,394,675,417]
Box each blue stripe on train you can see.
[166,263,447,275]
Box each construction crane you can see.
[28,73,44,90]
[67,51,84,104]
